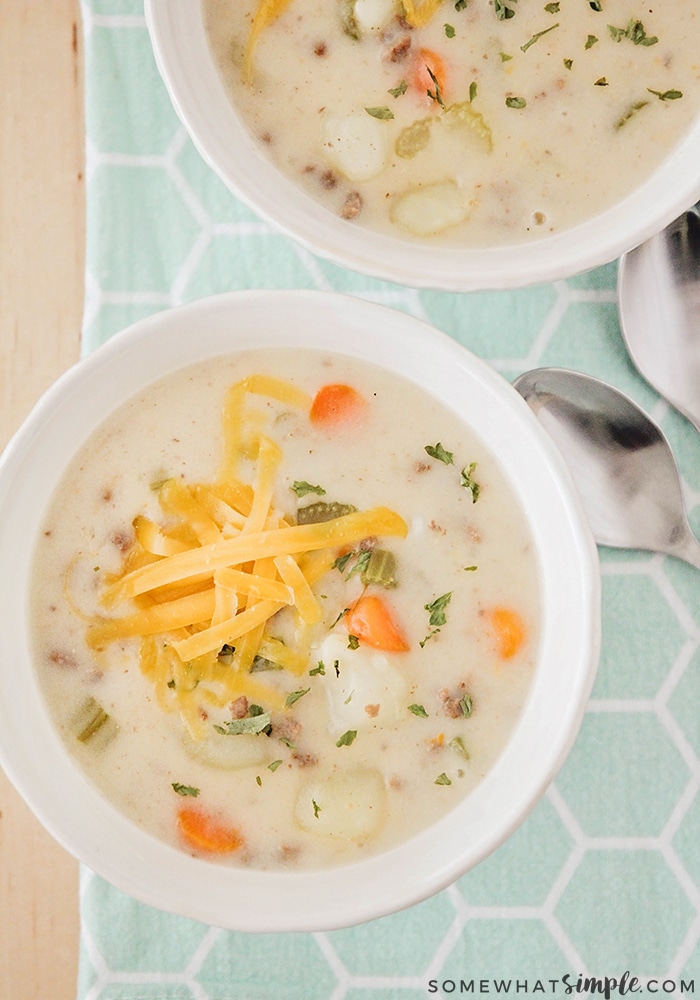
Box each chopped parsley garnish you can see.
[460,463,481,502]
[425,442,454,465]
[589,1,602,9]
[336,729,357,747]
[347,635,360,650]
[459,693,474,718]
[464,565,478,572]
[469,81,478,102]
[171,782,200,797]
[563,58,573,70]
[408,703,429,717]
[285,687,310,708]
[291,480,326,498]
[615,99,649,129]
[608,20,658,46]
[454,0,468,9]
[544,2,560,12]
[594,77,609,87]
[268,759,283,772]
[435,772,452,785]
[309,661,326,676]
[217,643,235,665]
[445,23,455,37]
[584,34,598,49]
[312,798,321,818]
[506,96,527,109]
[426,66,445,107]
[521,23,559,53]
[494,0,516,20]
[425,592,452,627]
[215,712,272,736]
[648,88,683,102]
[365,105,394,120]
[388,80,408,98]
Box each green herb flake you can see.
[449,736,471,760]
[291,480,326,498]
[256,774,262,786]
[445,23,456,37]
[608,19,658,46]
[563,57,573,69]
[214,712,272,736]
[594,77,609,86]
[500,51,513,62]
[589,1,602,9]
[312,798,321,817]
[585,34,598,49]
[426,66,445,107]
[425,442,454,465]
[521,22,559,53]
[365,105,395,120]
[506,96,527,109]
[408,703,429,718]
[435,772,453,786]
[425,592,453,628]
[268,759,284,772]
[469,81,478,102]
[171,782,200,797]
[494,0,516,20]
[647,88,683,101]
[459,693,474,718]
[217,643,236,665]
[454,0,468,9]
[389,79,408,98]
[285,687,310,708]
[464,565,478,572]
[544,2,559,11]
[347,635,360,650]
[614,99,649,129]
[310,661,326,676]
[460,462,481,501]
[336,729,358,747]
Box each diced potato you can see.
[317,633,407,737]
[390,180,473,236]
[322,112,389,182]
[295,767,386,839]
[353,0,398,33]
[183,730,270,770]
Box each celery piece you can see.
[395,116,433,159]
[296,501,358,524]
[361,548,397,588]
[72,696,118,748]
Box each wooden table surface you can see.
[0,2,84,998]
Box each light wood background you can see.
[0,2,84,998]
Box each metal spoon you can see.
[513,367,700,570]
[618,202,700,432]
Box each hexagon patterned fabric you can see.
[78,3,699,998]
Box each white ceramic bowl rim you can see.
[0,291,600,931]
[144,0,700,292]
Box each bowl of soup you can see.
[145,0,700,290]
[0,291,599,930]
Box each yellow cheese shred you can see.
[87,373,406,739]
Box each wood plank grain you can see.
[0,2,85,998]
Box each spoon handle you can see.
[669,532,700,571]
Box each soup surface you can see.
[202,0,700,246]
[31,350,538,869]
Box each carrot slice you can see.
[486,607,526,660]
[411,48,449,104]
[310,384,367,428]
[345,594,410,652]
[176,807,244,854]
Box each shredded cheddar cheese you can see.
[86,375,407,741]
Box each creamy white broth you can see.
[31,350,538,869]
[202,0,700,246]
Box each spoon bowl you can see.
[514,368,700,570]
[618,202,700,432]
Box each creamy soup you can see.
[31,350,539,869]
[202,0,700,246]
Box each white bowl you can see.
[0,291,600,931]
[145,1,700,292]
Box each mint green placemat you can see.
[78,3,700,997]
